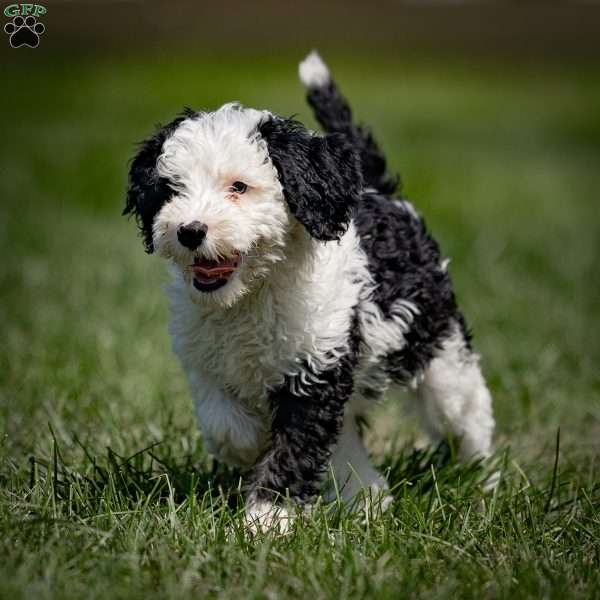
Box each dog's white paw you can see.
[356,483,393,517]
[326,470,393,516]
[482,469,501,493]
[204,433,262,468]
[245,500,293,535]
[201,411,267,468]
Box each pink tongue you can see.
[192,257,238,278]
[193,266,234,278]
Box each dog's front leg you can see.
[189,373,267,468]
[245,353,355,532]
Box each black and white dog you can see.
[124,52,495,530]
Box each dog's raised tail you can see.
[299,51,399,195]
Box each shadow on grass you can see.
[23,425,507,520]
[26,426,246,513]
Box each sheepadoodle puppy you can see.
[124,52,495,530]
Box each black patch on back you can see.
[123,108,197,252]
[354,192,471,381]
[258,117,363,241]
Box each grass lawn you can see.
[0,52,599,599]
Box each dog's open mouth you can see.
[191,254,240,292]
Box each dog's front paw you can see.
[482,469,501,492]
[204,433,262,468]
[363,484,394,516]
[347,482,393,517]
[245,500,293,535]
[201,412,268,468]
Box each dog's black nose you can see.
[177,221,208,250]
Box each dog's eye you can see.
[229,181,248,194]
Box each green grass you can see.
[1,52,599,599]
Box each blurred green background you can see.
[0,2,599,597]
[1,1,598,458]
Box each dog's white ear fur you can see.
[299,51,330,89]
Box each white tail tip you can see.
[298,50,330,88]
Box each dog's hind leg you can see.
[411,325,495,461]
[325,403,391,510]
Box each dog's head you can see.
[124,103,362,307]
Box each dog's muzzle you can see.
[191,254,240,292]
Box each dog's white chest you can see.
[167,229,368,405]
[169,287,347,404]
[182,298,296,402]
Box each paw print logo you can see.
[4,15,45,48]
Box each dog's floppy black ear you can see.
[259,117,363,241]
[124,111,193,252]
